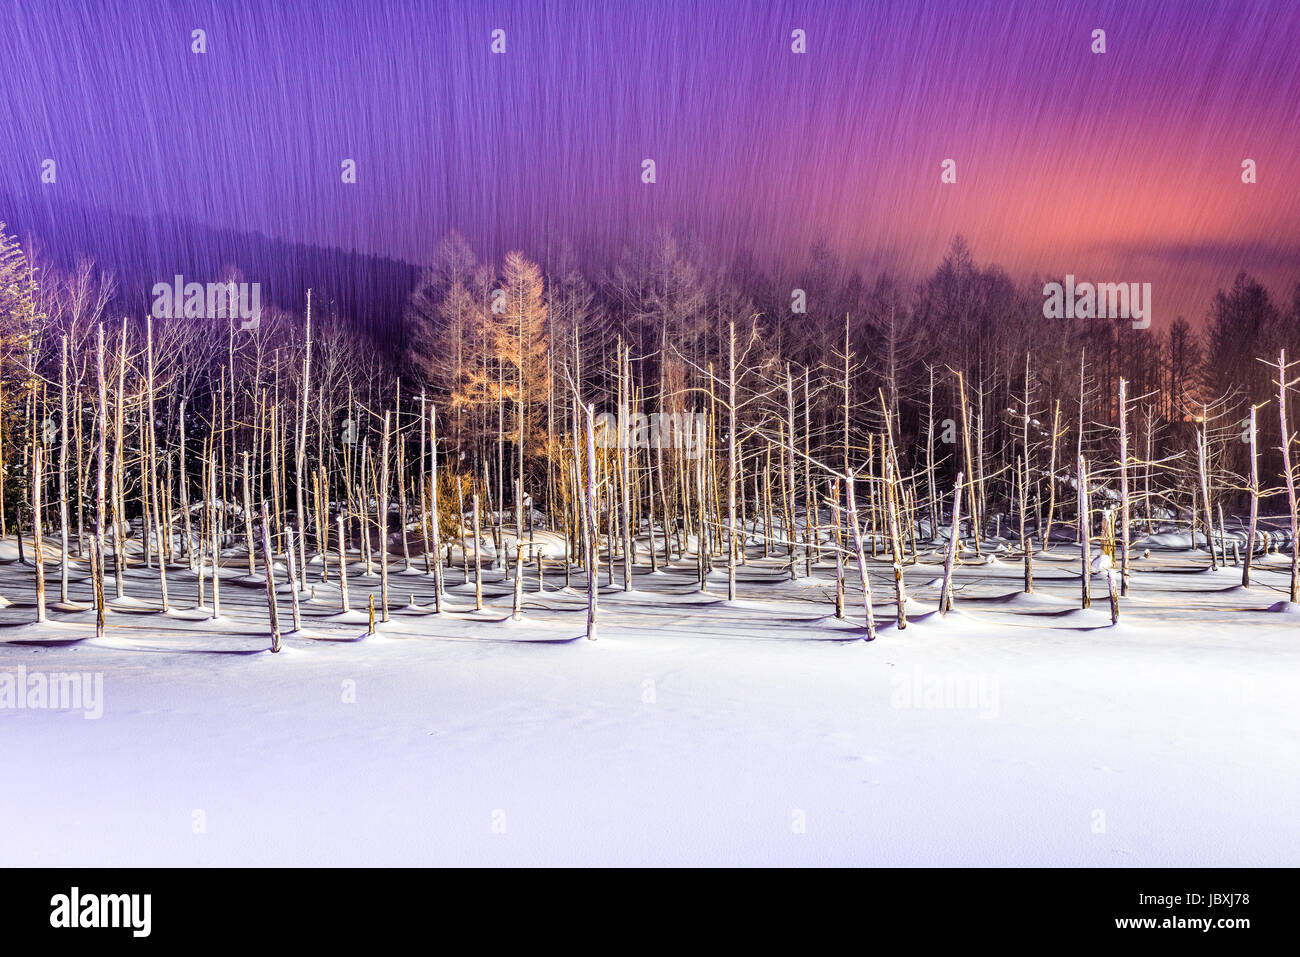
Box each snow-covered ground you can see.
[2,534,1297,866]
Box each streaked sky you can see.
[2,0,1297,324]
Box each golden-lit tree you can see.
[0,225,43,531]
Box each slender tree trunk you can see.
[32,447,45,623]
[1079,454,1092,609]
[1196,420,1217,570]
[941,473,963,615]
[379,411,391,622]
[110,322,127,599]
[429,403,444,611]
[1106,568,1120,625]
[286,524,301,633]
[727,320,738,601]
[1244,404,1259,588]
[94,324,108,637]
[472,492,483,611]
[833,478,845,618]
[1043,400,1060,549]
[583,402,599,640]
[241,452,257,577]
[58,335,70,604]
[296,293,312,589]
[955,371,981,556]
[884,456,907,629]
[844,474,877,641]
[332,510,349,611]
[1278,350,1299,602]
[209,442,221,619]
[1118,378,1131,595]
[784,364,799,580]
[260,502,281,652]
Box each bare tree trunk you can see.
[727,320,738,601]
[955,370,981,556]
[925,366,938,542]
[94,324,108,637]
[327,507,347,613]
[833,479,845,618]
[941,473,963,615]
[1195,420,1217,570]
[884,457,907,629]
[1244,404,1259,588]
[241,452,257,577]
[1117,378,1131,594]
[804,367,815,573]
[583,402,599,640]
[110,321,128,599]
[784,364,799,580]
[379,410,391,622]
[1106,568,1119,625]
[471,492,483,611]
[1019,455,1031,593]
[1079,454,1091,609]
[296,293,312,589]
[178,397,194,568]
[286,524,301,633]
[620,343,634,591]
[429,403,444,611]
[209,442,221,619]
[398,433,411,572]
[419,393,432,575]
[844,474,877,641]
[143,318,169,611]
[33,447,45,623]
[58,335,70,604]
[260,503,281,652]
[1024,533,1034,594]
[1043,400,1061,549]
[1278,350,1299,602]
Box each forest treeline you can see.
[2,221,1299,637]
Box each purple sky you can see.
[3,0,1298,323]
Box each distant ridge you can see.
[0,192,421,349]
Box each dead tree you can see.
[1243,403,1261,588]
[242,452,256,577]
[209,446,221,619]
[295,293,312,586]
[379,410,391,622]
[940,473,963,616]
[1272,351,1300,602]
[1079,454,1091,609]
[953,369,982,556]
[32,447,45,623]
[844,473,877,641]
[260,503,281,652]
[285,524,302,632]
[145,317,169,611]
[471,492,483,611]
[583,402,599,640]
[58,335,70,604]
[336,511,350,612]
[1117,378,1131,594]
[428,402,445,610]
[93,324,108,637]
